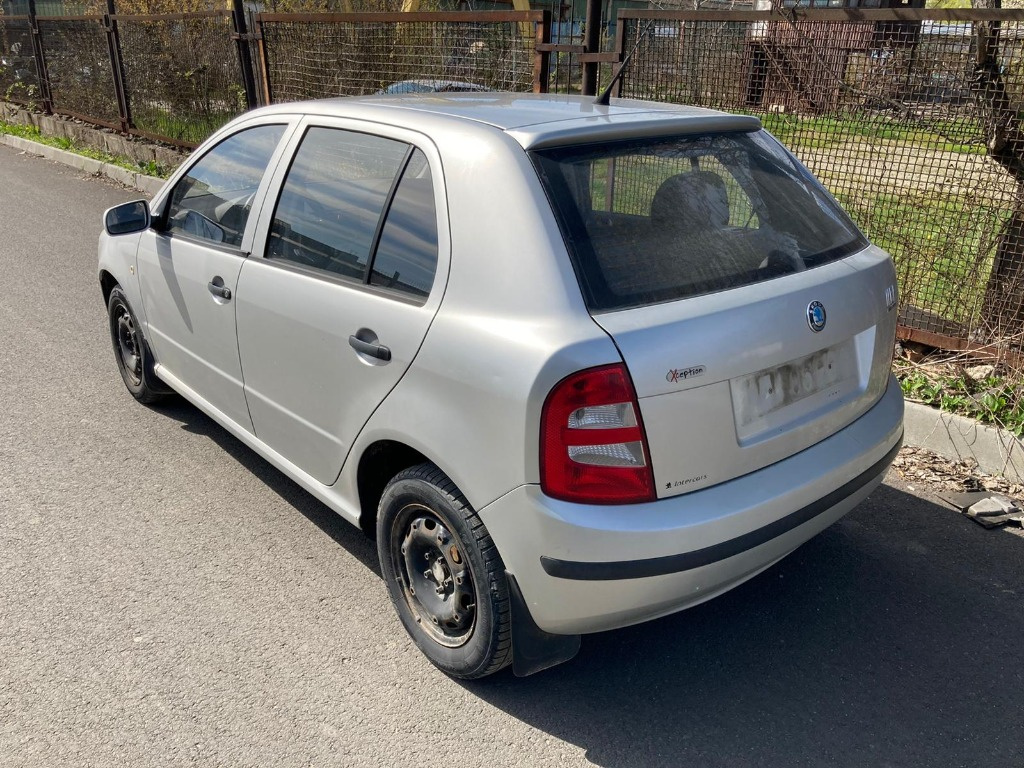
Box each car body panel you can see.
[234,117,453,485]
[133,115,300,432]
[327,120,622,509]
[98,229,145,320]
[98,93,905,663]
[137,237,253,429]
[224,94,757,147]
[594,248,897,496]
[478,375,903,635]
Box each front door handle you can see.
[208,280,232,300]
[348,335,391,362]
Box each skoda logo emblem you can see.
[807,301,826,332]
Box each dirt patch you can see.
[891,445,1024,537]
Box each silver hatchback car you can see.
[99,94,904,679]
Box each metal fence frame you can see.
[1,5,553,147]
[1,3,255,147]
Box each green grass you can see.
[130,107,236,147]
[751,112,986,156]
[898,364,1024,437]
[0,120,172,178]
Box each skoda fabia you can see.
[99,94,904,679]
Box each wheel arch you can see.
[356,439,431,537]
[99,269,119,305]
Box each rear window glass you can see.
[531,130,867,312]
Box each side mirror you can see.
[104,200,150,236]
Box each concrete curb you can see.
[1,133,165,196]
[904,400,1024,483]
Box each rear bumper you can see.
[478,374,904,635]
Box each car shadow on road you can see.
[153,398,381,576]
[463,483,1024,767]
[146,398,1023,765]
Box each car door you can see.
[235,121,449,485]
[137,120,293,431]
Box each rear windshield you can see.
[531,130,867,312]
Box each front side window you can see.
[532,130,867,312]
[166,124,286,247]
[268,127,439,300]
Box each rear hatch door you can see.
[595,248,897,497]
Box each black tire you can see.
[377,463,512,679]
[107,286,167,405]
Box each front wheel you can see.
[377,463,512,679]
[107,286,167,405]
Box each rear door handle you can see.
[208,281,232,300]
[348,335,391,362]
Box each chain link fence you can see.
[37,15,119,125]
[8,4,1024,352]
[1,7,546,146]
[615,9,1024,350]
[0,15,39,106]
[116,12,245,145]
[256,11,543,102]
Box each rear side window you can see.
[532,130,867,312]
[268,127,409,281]
[267,128,439,301]
[370,150,438,299]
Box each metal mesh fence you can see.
[10,4,1024,351]
[257,11,541,101]
[37,15,119,124]
[115,12,245,145]
[0,16,40,106]
[616,9,1024,348]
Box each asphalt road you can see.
[1,142,1023,768]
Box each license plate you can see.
[731,339,859,435]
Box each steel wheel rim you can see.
[392,503,477,648]
[114,305,142,386]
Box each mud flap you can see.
[507,571,581,677]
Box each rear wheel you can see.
[107,286,167,404]
[377,463,512,679]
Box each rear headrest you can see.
[650,171,730,234]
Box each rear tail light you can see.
[540,364,655,504]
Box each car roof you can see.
[249,93,762,150]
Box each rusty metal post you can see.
[581,0,601,95]
[254,14,273,105]
[104,0,131,132]
[534,9,551,94]
[26,0,52,113]
[231,0,259,110]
